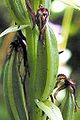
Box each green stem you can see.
[60,7,74,49]
[25,26,41,119]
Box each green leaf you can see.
[4,52,20,120]
[12,52,28,120]
[3,60,15,120]
[6,0,30,24]
[74,111,80,120]
[3,51,28,120]
[34,39,47,99]
[59,0,80,10]
[32,0,41,11]
[41,24,59,101]
[35,99,63,120]
[0,25,29,38]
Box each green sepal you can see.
[60,90,75,120]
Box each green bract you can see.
[41,24,59,101]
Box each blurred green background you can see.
[0,0,11,120]
[0,0,80,120]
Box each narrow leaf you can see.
[35,99,63,120]
[6,0,30,24]
[0,25,29,38]
[41,24,59,100]
[59,0,80,10]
